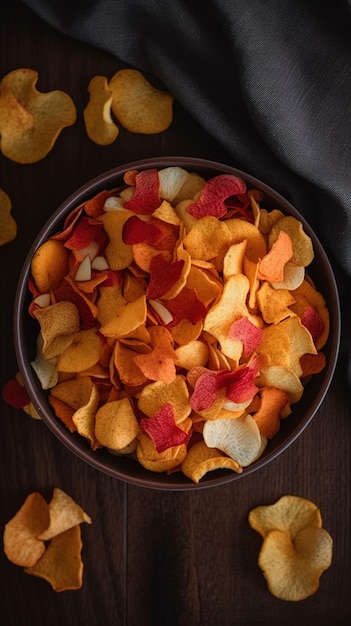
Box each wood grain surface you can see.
[0,3,350,625]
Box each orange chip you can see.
[109,69,174,134]
[99,294,147,339]
[258,230,293,283]
[72,381,100,449]
[138,375,191,423]
[25,525,84,592]
[31,239,69,293]
[181,440,243,483]
[175,340,209,371]
[33,301,80,359]
[183,216,232,263]
[257,365,303,405]
[224,217,267,262]
[48,395,76,432]
[101,209,134,270]
[56,328,103,373]
[133,333,178,384]
[268,216,314,267]
[95,398,141,450]
[136,432,187,472]
[83,75,119,145]
[252,386,289,438]
[0,68,76,163]
[0,186,17,246]
[256,282,296,324]
[3,492,49,567]
[113,341,149,386]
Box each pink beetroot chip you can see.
[2,378,30,409]
[146,254,185,300]
[165,288,207,328]
[140,403,190,453]
[122,215,162,245]
[123,169,160,214]
[186,174,247,219]
[301,305,325,342]
[221,358,259,404]
[228,316,264,356]
[190,370,221,412]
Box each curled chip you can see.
[83,75,119,145]
[0,187,17,246]
[26,167,330,483]
[0,68,76,163]
[109,69,174,134]
[3,489,91,591]
[249,495,333,601]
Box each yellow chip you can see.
[248,495,322,538]
[99,294,147,339]
[175,340,209,371]
[256,282,296,324]
[138,376,191,423]
[222,240,247,280]
[109,68,174,134]
[185,265,222,308]
[257,364,304,405]
[278,316,317,376]
[183,215,232,263]
[25,525,84,592]
[72,380,100,449]
[224,217,267,261]
[101,209,134,269]
[136,432,187,472]
[181,440,243,483]
[33,301,80,359]
[83,75,119,145]
[56,328,103,372]
[0,68,76,163]
[95,398,141,451]
[0,186,17,246]
[3,492,49,567]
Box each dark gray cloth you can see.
[21,0,351,380]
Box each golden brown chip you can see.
[3,492,49,567]
[56,328,103,373]
[0,68,76,163]
[136,432,187,472]
[268,216,314,267]
[109,68,174,134]
[83,75,119,145]
[248,495,322,538]
[32,301,80,359]
[25,525,84,592]
[181,440,243,483]
[0,186,17,246]
[95,398,141,450]
[258,526,333,601]
[38,488,92,541]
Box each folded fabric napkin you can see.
[21,0,351,383]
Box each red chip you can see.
[228,316,264,356]
[123,169,161,214]
[146,254,185,300]
[140,403,190,452]
[187,174,247,219]
[64,216,107,251]
[53,278,96,329]
[122,215,162,245]
[165,288,207,328]
[301,305,325,342]
[190,370,221,412]
[2,378,31,409]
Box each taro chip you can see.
[203,413,266,467]
[186,174,246,218]
[31,239,69,293]
[140,402,191,452]
[268,216,314,267]
[181,440,243,483]
[258,231,293,283]
[83,75,119,145]
[3,492,49,567]
[25,525,84,592]
[0,187,17,246]
[109,69,174,134]
[95,398,141,451]
[272,261,305,291]
[0,68,76,163]
[38,488,92,541]
[158,166,190,202]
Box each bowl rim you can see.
[13,156,341,490]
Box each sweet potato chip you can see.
[258,230,293,283]
[0,186,17,246]
[83,75,119,145]
[95,398,141,450]
[33,301,80,359]
[268,216,314,267]
[248,495,322,538]
[109,69,174,134]
[38,488,92,541]
[136,432,187,472]
[181,440,243,483]
[25,525,84,592]
[56,328,103,373]
[3,492,49,567]
[252,386,289,438]
[0,68,76,163]
[31,239,69,293]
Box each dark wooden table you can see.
[1,4,350,625]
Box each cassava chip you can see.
[203,413,266,467]
[0,187,17,245]
[83,75,119,145]
[0,68,76,163]
[109,69,174,134]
